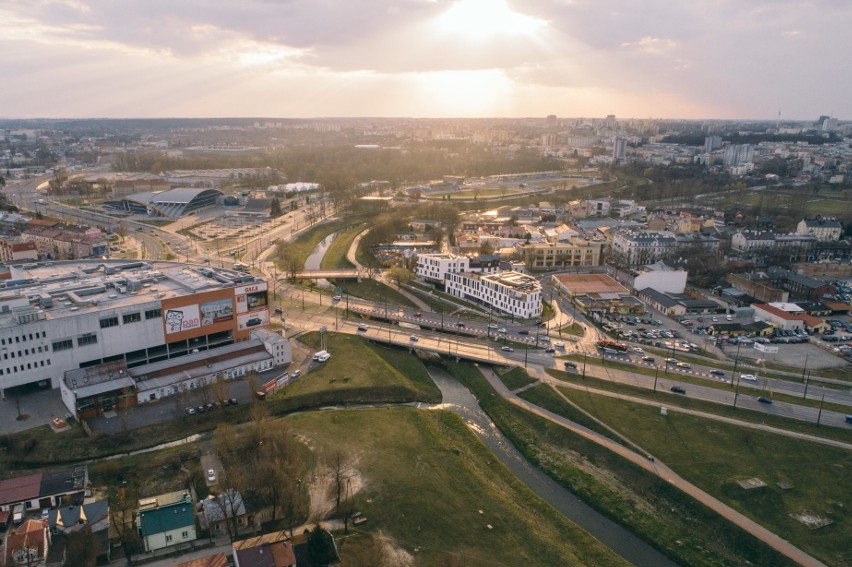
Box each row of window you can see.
[99,309,159,329]
[0,359,50,375]
[2,345,48,359]
[0,331,47,346]
[52,333,98,351]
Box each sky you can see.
[1,0,850,120]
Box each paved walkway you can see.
[479,366,827,567]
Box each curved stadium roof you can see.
[108,187,223,218]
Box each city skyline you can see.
[1,0,850,120]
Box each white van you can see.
[12,503,24,525]
[554,341,566,349]
[313,350,331,362]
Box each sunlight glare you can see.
[434,0,546,40]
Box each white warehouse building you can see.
[0,260,284,414]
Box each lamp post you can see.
[730,341,743,390]
[653,364,659,393]
[816,393,825,426]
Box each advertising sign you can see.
[235,282,269,314]
[238,310,269,331]
[753,342,779,354]
[200,298,234,326]
[164,304,201,334]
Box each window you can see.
[165,535,173,543]
[52,339,73,352]
[77,334,98,347]
[181,531,189,539]
[122,312,142,324]
[99,316,119,329]
[145,308,162,320]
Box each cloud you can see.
[0,0,850,118]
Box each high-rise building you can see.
[723,144,754,167]
[703,135,722,153]
[613,137,626,159]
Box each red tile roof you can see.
[0,473,42,506]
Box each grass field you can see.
[319,221,367,270]
[291,332,440,403]
[286,407,627,566]
[443,361,798,567]
[555,386,852,566]
[332,278,416,308]
[496,367,538,390]
[273,214,368,270]
[545,368,852,444]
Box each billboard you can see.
[164,304,201,334]
[200,298,234,326]
[238,310,269,331]
[235,282,268,314]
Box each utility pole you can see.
[816,393,825,426]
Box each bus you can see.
[596,340,628,352]
[233,262,250,273]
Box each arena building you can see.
[106,187,223,218]
[0,259,277,400]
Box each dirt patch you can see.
[376,531,415,567]
[307,459,366,522]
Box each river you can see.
[304,231,337,288]
[425,365,678,567]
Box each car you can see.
[228,398,238,405]
[545,347,555,353]
[412,311,422,317]
[206,402,217,411]
[40,508,50,520]
[245,317,262,327]
[632,347,644,354]
[676,362,691,369]
[563,361,577,369]
[255,390,267,400]
[518,330,530,335]
[409,335,419,342]
[641,356,656,363]
[740,374,757,381]
[539,336,550,342]
[710,369,726,376]
[185,407,196,415]
[456,322,465,329]
[500,346,514,352]
[488,323,498,329]
[757,396,773,404]
[554,341,566,348]
[670,386,686,394]
[357,324,369,331]
[196,405,206,414]
[332,295,342,301]
[274,307,284,314]
[291,369,302,379]
[665,357,677,364]
[497,328,507,333]
[207,469,217,483]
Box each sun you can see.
[434,0,547,40]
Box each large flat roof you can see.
[0,260,260,329]
[552,273,628,295]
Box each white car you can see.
[500,346,514,352]
[488,323,498,329]
[632,347,644,354]
[740,374,757,381]
[207,469,216,483]
[497,328,507,333]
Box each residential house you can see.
[200,490,260,538]
[47,500,111,565]
[175,553,230,567]
[730,230,776,252]
[137,490,196,553]
[0,468,88,518]
[3,519,50,567]
[0,238,38,263]
[233,531,297,567]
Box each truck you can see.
[596,340,628,353]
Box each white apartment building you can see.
[0,259,276,400]
[611,231,678,265]
[445,271,542,319]
[796,218,843,241]
[415,253,499,284]
[731,231,776,252]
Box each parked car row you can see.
[185,398,238,415]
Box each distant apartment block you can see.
[611,231,677,265]
[796,217,843,241]
[518,238,603,271]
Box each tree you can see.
[303,525,338,567]
[108,484,144,566]
[270,197,282,217]
[385,266,414,288]
[64,525,99,566]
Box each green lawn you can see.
[286,407,626,567]
[333,278,416,308]
[496,367,538,390]
[442,361,798,567]
[288,332,440,403]
[319,222,367,270]
[557,388,852,566]
[274,214,368,269]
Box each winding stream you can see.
[425,365,678,567]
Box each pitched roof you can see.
[0,473,42,506]
[175,553,230,567]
